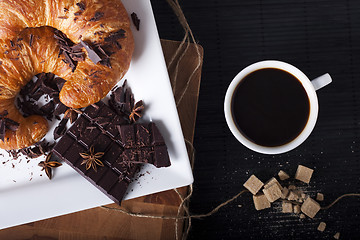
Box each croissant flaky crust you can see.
[0,0,134,150]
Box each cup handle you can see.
[311,73,332,91]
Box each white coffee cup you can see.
[224,60,332,154]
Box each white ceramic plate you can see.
[0,0,193,230]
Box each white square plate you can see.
[0,0,193,230]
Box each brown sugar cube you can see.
[316,193,324,201]
[317,222,326,232]
[278,170,290,181]
[301,197,321,218]
[301,193,307,200]
[287,191,299,201]
[295,165,314,184]
[264,177,282,190]
[293,204,301,214]
[253,193,271,211]
[288,185,296,190]
[282,202,293,213]
[244,175,264,195]
[281,187,289,199]
[299,213,306,219]
[333,232,340,239]
[263,183,282,202]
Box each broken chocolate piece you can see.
[55,77,66,91]
[54,118,68,140]
[52,101,170,204]
[131,12,140,31]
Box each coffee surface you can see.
[231,68,310,147]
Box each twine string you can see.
[101,1,360,239]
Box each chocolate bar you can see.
[52,101,170,204]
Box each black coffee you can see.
[231,68,310,147]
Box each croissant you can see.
[0,0,134,150]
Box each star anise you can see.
[64,107,82,123]
[38,153,62,180]
[79,146,104,172]
[129,100,144,123]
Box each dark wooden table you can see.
[151,1,360,239]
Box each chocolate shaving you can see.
[104,29,126,43]
[58,16,68,19]
[80,40,102,64]
[76,2,86,11]
[131,12,140,31]
[0,119,5,141]
[29,34,34,47]
[54,30,85,71]
[89,11,104,22]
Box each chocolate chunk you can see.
[89,11,104,22]
[40,100,55,118]
[0,119,5,141]
[55,77,66,91]
[80,40,102,64]
[52,101,170,205]
[54,103,68,116]
[131,12,140,31]
[54,118,68,140]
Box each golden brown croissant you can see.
[0,0,134,150]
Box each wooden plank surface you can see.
[0,39,203,240]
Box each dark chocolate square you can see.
[97,168,118,191]
[53,134,74,154]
